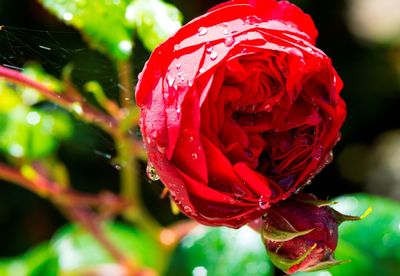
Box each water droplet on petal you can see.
[258,196,269,209]
[188,78,194,87]
[191,153,198,159]
[314,146,324,161]
[206,46,213,53]
[223,29,230,35]
[157,144,166,154]
[174,44,180,51]
[167,75,175,87]
[176,63,181,69]
[224,36,235,47]
[146,163,160,181]
[183,205,192,214]
[305,46,313,52]
[234,191,245,202]
[198,27,208,36]
[210,51,218,60]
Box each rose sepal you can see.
[262,225,315,242]
[267,243,317,273]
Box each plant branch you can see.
[117,61,134,109]
[117,136,162,239]
[0,65,118,134]
[0,162,138,271]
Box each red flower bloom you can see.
[136,0,346,227]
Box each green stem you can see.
[117,136,162,239]
[117,61,134,109]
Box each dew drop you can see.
[193,266,208,276]
[198,27,208,36]
[183,205,192,214]
[224,36,235,47]
[234,191,245,202]
[244,15,261,25]
[206,46,213,53]
[188,78,194,87]
[313,146,324,161]
[167,75,175,87]
[176,63,181,69]
[146,163,160,181]
[174,44,180,51]
[305,46,313,52]
[157,144,166,154]
[210,51,218,60]
[264,104,272,111]
[71,102,83,115]
[63,13,73,21]
[316,222,324,231]
[188,136,194,142]
[26,111,41,125]
[112,163,121,170]
[223,28,230,35]
[118,40,132,54]
[191,153,198,159]
[258,196,269,210]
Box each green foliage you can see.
[51,222,164,274]
[126,0,183,52]
[295,194,400,276]
[0,105,72,159]
[166,225,274,276]
[38,0,134,60]
[0,222,164,275]
[38,0,183,60]
[0,243,58,276]
[0,64,73,160]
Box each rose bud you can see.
[262,193,365,274]
[136,0,346,228]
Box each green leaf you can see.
[0,105,73,159]
[51,222,165,274]
[38,0,134,60]
[294,194,400,276]
[126,0,183,52]
[0,83,22,112]
[0,243,58,276]
[166,225,274,276]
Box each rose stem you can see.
[0,65,118,134]
[116,136,162,239]
[114,59,162,240]
[0,162,137,272]
[117,61,134,109]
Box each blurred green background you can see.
[1,0,400,275]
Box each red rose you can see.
[136,0,346,228]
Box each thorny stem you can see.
[0,65,118,134]
[0,163,136,272]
